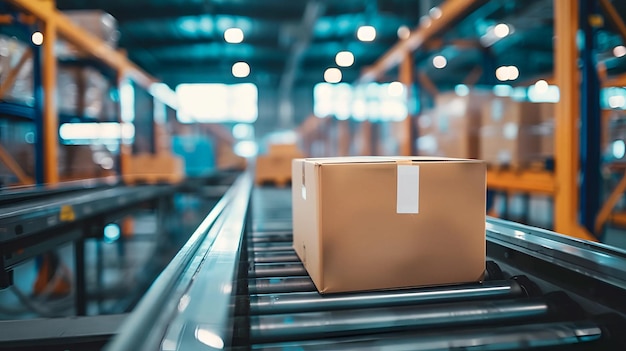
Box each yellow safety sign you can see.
[60,205,76,222]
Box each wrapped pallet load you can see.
[56,10,119,58]
[0,35,34,105]
[480,98,554,169]
[417,91,491,158]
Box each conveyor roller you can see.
[252,320,608,351]
[248,279,527,315]
[246,292,582,343]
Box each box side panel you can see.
[320,161,485,293]
[291,159,323,290]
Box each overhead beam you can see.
[359,0,486,83]
[278,1,325,129]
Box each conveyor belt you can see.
[0,185,174,244]
[235,188,626,350]
[107,175,626,351]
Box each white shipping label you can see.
[397,165,419,214]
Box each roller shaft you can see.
[252,320,604,350]
[250,298,552,342]
[250,280,524,315]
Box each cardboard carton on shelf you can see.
[416,110,439,156]
[255,143,304,186]
[292,156,486,294]
[57,10,119,58]
[480,99,554,169]
[122,152,184,184]
[417,91,491,159]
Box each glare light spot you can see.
[232,123,254,139]
[224,27,244,43]
[221,283,232,294]
[357,26,376,42]
[420,16,432,28]
[59,122,135,142]
[234,140,258,157]
[178,294,191,312]
[493,23,510,38]
[613,45,626,58]
[195,327,224,349]
[455,84,470,96]
[609,95,626,109]
[335,51,354,67]
[25,131,35,144]
[324,67,342,83]
[535,80,549,94]
[387,81,404,97]
[432,55,447,69]
[103,223,121,243]
[232,62,250,78]
[397,25,410,39]
[493,84,513,97]
[100,156,114,170]
[613,140,626,159]
[429,7,442,19]
[31,32,43,46]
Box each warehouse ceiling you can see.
[48,0,626,91]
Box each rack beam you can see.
[553,0,581,238]
[6,0,177,110]
[487,170,556,194]
[359,0,485,83]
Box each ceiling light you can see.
[432,55,447,69]
[224,28,244,43]
[613,45,626,58]
[324,68,342,83]
[397,25,411,40]
[495,66,509,81]
[388,81,404,97]
[534,79,549,94]
[31,31,43,46]
[493,23,510,38]
[335,51,355,67]
[429,7,442,19]
[508,66,519,80]
[495,66,518,81]
[357,26,376,42]
[232,62,250,78]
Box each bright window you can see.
[176,83,258,123]
[314,82,407,122]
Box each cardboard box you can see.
[417,92,491,158]
[480,99,550,167]
[292,156,486,294]
[256,143,304,185]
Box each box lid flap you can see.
[302,156,483,165]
